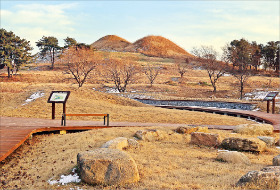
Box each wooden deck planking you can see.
[0,108,279,163]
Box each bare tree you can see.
[192,46,226,92]
[143,64,161,87]
[175,57,193,83]
[60,46,101,87]
[102,58,138,92]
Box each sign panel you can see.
[47,91,70,103]
[263,92,279,101]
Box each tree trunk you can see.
[240,80,244,100]
[7,67,11,78]
[213,85,217,93]
[51,49,55,70]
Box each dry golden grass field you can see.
[0,127,279,190]
[0,51,279,189]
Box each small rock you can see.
[273,155,280,166]
[101,137,139,150]
[258,136,275,147]
[134,129,168,141]
[175,126,208,134]
[221,137,266,152]
[190,132,221,147]
[127,138,139,148]
[216,151,251,165]
[233,124,274,135]
[101,137,129,150]
[275,139,280,146]
[261,166,280,172]
[236,166,280,189]
[77,148,139,186]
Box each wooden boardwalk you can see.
[1,107,279,162]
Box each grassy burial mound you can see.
[125,35,193,58]
[90,35,193,58]
[91,35,131,52]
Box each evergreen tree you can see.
[261,41,279,72]
[36,36,61,69]
[0,28,33,77]
[64,37,77,48]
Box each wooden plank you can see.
[65,114,108,117]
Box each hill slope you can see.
[91,35,193,58]
[125,35,193,58]
[91,35,131,52]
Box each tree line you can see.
[0,28,279,99]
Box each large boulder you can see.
[100,137,139,150]
[233,124,274,135]
[190,132,221,147]
[134,129,169,141]
[221,137,266,152]
[216,151,251,165]
[273,155,280,166]
[236,166,280,189]
[258,136,275,147]
[77,148,139,186]
[175,126,208,134]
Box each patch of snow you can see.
[22,91,45,105]
[218,149,229,152]
[48,168,81,186]
[106,88,120,93]
[70,187,83,190]
[223,73,231,77]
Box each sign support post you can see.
[52,103,56,119]
[47,91,70,120]
[263,92,279,114]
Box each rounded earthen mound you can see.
[125,35,193,58]
[91,35,131,51]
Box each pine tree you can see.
[36,36,61,69]
[0,28,33,77]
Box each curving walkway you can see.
[1,107,279,162]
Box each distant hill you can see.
[125,35,192,58]
[91,35,131,52]
[91,35,193,58]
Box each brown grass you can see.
[125,35,193,58]
[0,54,279,189]
[0,82,256,126]
[0,126,278,189]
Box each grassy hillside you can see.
[91,35,131,52]
[125,35,193,58]
[91,35,193,58]
[0,81,256,125]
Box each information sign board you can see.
[47,91,70,103]
[263,92,279,101]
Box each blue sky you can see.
[1,0,279,54]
